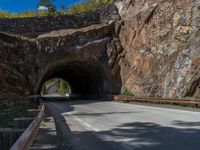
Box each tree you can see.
[37,0,56,13]
[61,5,65,11]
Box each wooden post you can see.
[27,109,40,117]
[37,105,43,110]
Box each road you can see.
[32,100,200,150]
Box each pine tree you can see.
[37,0,56,13]
[61,5,65,11]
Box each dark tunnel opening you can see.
[37,61,113,97]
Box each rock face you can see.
[0,1,200,101]
[0,33,37,100]
[114,0,200,98]
[116,0,200,97]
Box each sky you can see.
[0,0,84,13]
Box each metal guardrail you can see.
[113,96,200,106]
[10,104,45,150]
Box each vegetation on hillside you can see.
[0,101,36,127]
[65,0,114,14]
[0,0,114,18]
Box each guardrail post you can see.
[27,109,40,117]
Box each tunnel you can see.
[37,61,113,96]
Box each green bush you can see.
[0,0,114,18]
[120,90,134,96]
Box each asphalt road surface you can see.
[35,100,200,150]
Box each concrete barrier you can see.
[13,118,34,129]
[113,95,200,107]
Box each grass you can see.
[0,10,50,18]
[0,0,114,18]
[64,0,114,14]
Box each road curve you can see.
[40,100,200,150]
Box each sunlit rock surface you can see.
[113,0,200,98]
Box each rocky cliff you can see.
[112,0,200,98]
[0,0,199,101]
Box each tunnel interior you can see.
[38,61,111,96]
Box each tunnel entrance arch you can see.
[37,61,113,96]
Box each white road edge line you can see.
[50,102,100,132]
[69,114,100,132]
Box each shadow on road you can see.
[97,121,200,150]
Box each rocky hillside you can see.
[112,0,200,98]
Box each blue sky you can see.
[0,0,83,13]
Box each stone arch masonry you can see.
[0,5,121,101]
